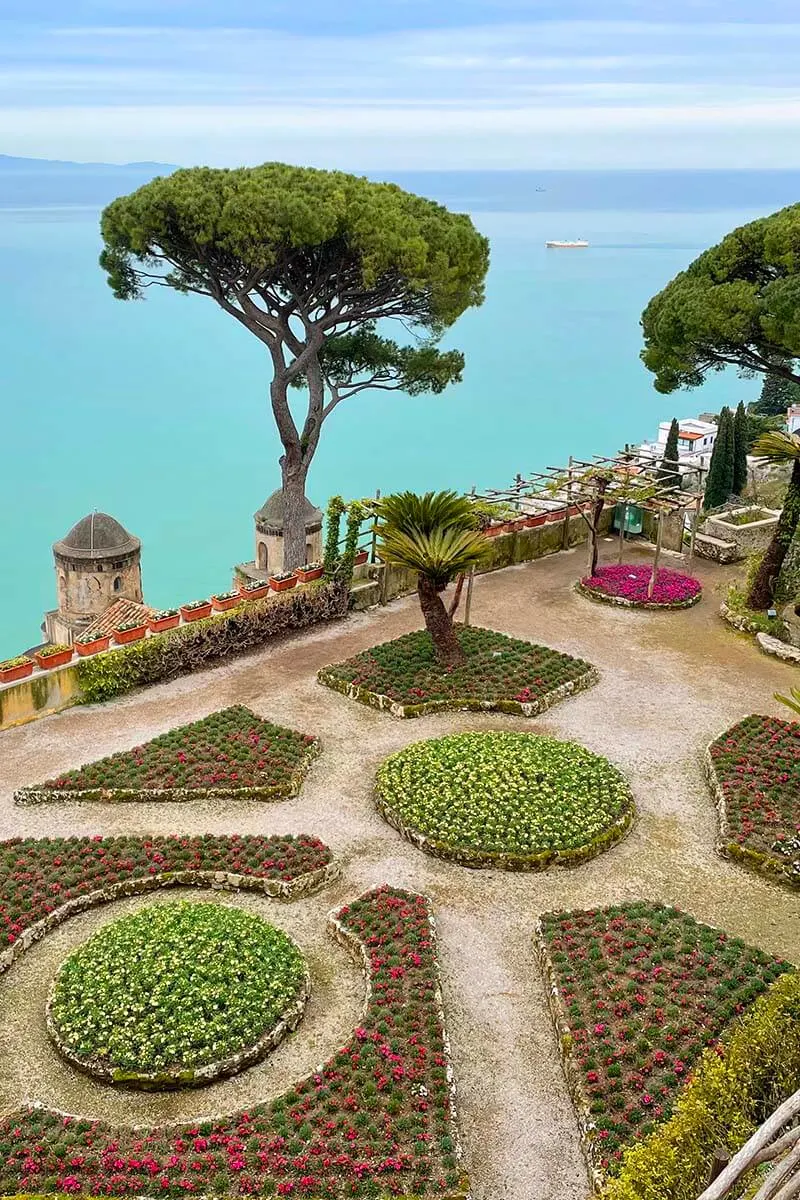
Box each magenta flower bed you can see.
[580,565,702,608]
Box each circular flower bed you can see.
[47,901,309,1088]
[577,564,702,610]
[375,731,634,869]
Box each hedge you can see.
[599,972,800,1200]
[77,579,349,703]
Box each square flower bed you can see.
[319,625,598,717]
[577,565,702,610]
[0,833,335,952]
[706,715,800,888]
[15,705,320,804]
[0,886,468,1200]
[536,902,790,1184]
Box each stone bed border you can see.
[703,741,799,891]
[575,581,702,612]
[6,888,469,1199]
[45,926,312,1091]
[14,741,321,806]
[0,860,340,976]
[374,784,635,872]
[534,919,607,1193]
[317,662,600,719]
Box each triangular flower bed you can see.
[705,715,800,889]
[0,887,468,1200]
[318,625,598,718]
[536,901,791,1183]
[15,705,320,804]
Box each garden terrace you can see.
[375,731,634,869]
[318,626,597,717]
[706,715,800,889]
[15,705,319,804]
[536,902,790,1183]
[1,543,799,1200]
[0,887,467,1199]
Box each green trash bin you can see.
[613,503,643,534]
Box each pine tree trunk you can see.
[280,455,310,571]
[418,576,465,666]
[747,459,800,610]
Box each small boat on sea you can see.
[545,239,589,248]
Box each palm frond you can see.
[378,525,490,586]
[752,431,800,462]
[376,490,478,537]
[775,686,800,717]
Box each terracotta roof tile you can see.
[82,599,156,639]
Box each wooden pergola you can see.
[468,447,706,603]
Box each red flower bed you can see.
[0,834,332,946]
[0,887,466,1198]
[18,706,319,803]
[708,715,800,887]
[579,564,702,609]
[537,902,789,1178]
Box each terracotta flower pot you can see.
[295,566,324,583]
[113,624,148,645]
[34,648,74,669]
[239,583,271,600]
[75,636,111,657]
[180,602,213,621]
[567,504,581,517]
[485,523,504,537]
[545,510,565,523]
[353,550,369,566]
[269,575,298,593]
[0,659,34,683]
[211,594,242,612]
[149,614,180,633]
[528,514,547,527]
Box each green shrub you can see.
[600,972,800,1200]
[78,579,348,703]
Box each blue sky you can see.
[2,1,800,168]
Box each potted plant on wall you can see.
[74,631,111,657]
[268,570,298,593]
[149,608,180,633]
[34,644,74,669]
[211,590,242,612]
[112,619,148,645]
[238,578,271,600]
[353,548,369,566]
[294,561,324,583]
[180,598,213,621]
[0,656,34,683]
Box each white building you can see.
[637,417,718,474]
[788,405,800,436]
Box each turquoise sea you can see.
[2,168,800,658]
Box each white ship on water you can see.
[545,239,589,248]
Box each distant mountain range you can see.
[0,154,175,172]
[0,154,176,208]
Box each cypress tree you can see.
[659,418,681,489]
[732,401,749,495]
[703,407,734,509]
[753,360,800,417]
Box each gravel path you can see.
[1,543,799,1200]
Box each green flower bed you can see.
[47,901,308,1087]
[16,705,319,804]
[319,626,597,718]
[375,731,634,868]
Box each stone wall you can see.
[703,508,780,560]
[0,662,82,731]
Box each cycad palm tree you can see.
[776,686,800,717]
[747,431,800,610]
[376,491,490,665]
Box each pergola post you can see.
[648,509,664,598]
[618,501,628,563]
[562,456,574,550]
[464,566,475,627]
[687,495,702,567]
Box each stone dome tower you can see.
[253,490,324,575]
[45,512,143,644]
